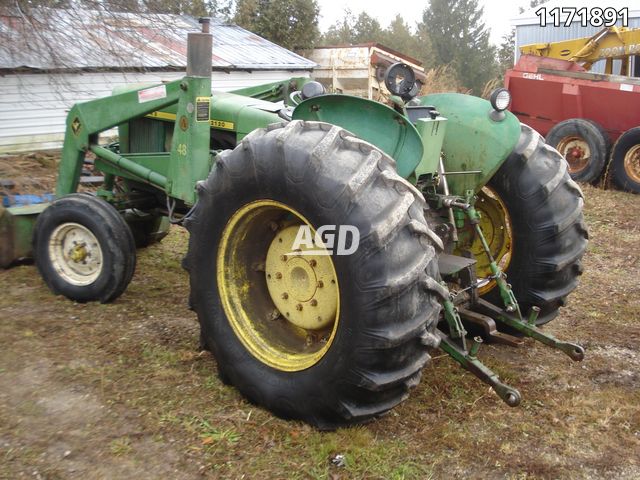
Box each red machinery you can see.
[505,54,640,193]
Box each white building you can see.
[0,8,315,153]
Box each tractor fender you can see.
[292,94,423,179]
[419,93,521,196]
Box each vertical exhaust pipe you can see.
[167,17,213,203]
[187,17,212,78]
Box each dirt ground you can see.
[1,154,639,479]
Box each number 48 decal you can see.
[177,143,187,156]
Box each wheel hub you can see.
[217,200,341,372]
[623,145,640,183]
[455,187,512,295]
[69,243,88,263]
[569,146,584,159]
[557,136,591,173]
[49,222,103,286]
[265,225,337,330]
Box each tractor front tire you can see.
[184,120,443,428]
[33,193,136,303]
[485,124,588,325]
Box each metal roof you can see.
[0,7,316,72]
[314,43,423,68]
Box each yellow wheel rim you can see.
[455,187,513,295]
[623,144,640,184]
[217,200,340,372]
[556,135,591,174]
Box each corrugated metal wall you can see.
[515,17,640,74]
[0,70,309,153]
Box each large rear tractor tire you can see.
[33,193,136,303]
[609,127,640,193]
[546,118,609,183]
[480,124,589,325]
[184,120,443,428]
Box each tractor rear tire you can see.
[546,118,608,183]
[184,120,443,429]
[484,124,588,325]
[33,193,136,303]
[609,127,640,193]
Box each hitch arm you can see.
[476,299,585,361]
[438,332,521,407]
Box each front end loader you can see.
[2,21,588,428]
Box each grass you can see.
[109,437,133,456]
[1,184,639,479]
[198,420,241,446]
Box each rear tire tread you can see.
[185,120,442,428]
[486,124,588,325]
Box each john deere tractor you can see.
[1,21,588,428]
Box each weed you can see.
[109,437,132,456]
[198,419,240,445]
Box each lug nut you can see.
[309,259,317,267]
[281,292,289,300]
[310,299,318,306]
[317,280,324,288]
[280,255,287,262]
[275,272,282,279]
[296,304,303,311]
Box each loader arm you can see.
[57,81,184,197]
[57,30,213,205]
[520,26,640,74]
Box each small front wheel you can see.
[33,194,136,303]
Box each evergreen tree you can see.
[420,0,498,94]
[497,28,515,73]
[233,0,259,30]
[352,12,384,44]
[233,0,320,51]
[321,9,356,45]
[381,15,421,59]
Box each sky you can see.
[316,0,535,46]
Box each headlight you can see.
[490,88,511,112]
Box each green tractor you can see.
[1,22,588,428]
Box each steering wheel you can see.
[384,63,417,100]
